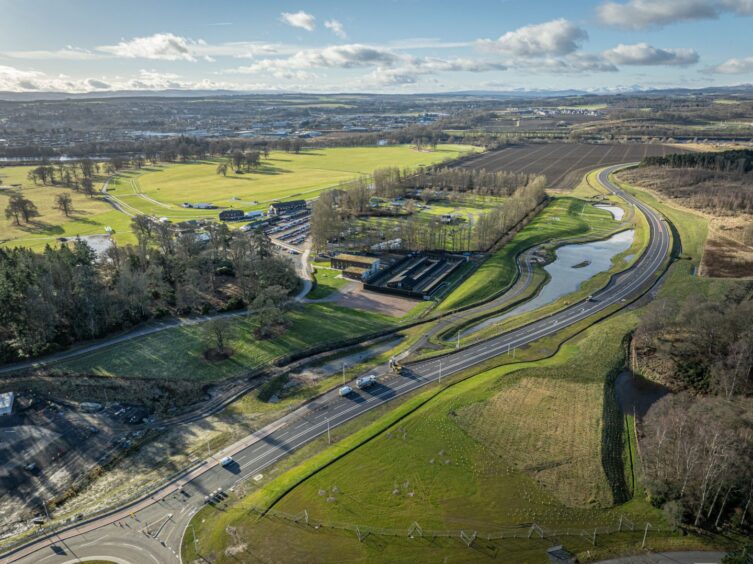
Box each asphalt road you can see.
[1,164,672,564]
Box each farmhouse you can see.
[331,253,381,279]
[0,392,14,417]
[219,209,244,222]
[269,200,307,216]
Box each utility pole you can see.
[456,331,460,350]
[207,439,211,458]
[326,418,331,444]
[42,500,50,520]
[439,360,442,385]
[342,362,346,384]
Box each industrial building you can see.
[365,253,466,299]
[330,253,381,281]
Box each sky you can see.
[1,0,753,94]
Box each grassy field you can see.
[60,303,396,381]
[121,145,478,214]
[0,145,477,249]
[0,166,131,249]
[307,264,350,300]
[438,196,619,312]
[183,310,719,563]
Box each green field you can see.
[438,196,620,312]
[183,310,716,563]
[60,303,396,382]
[0,145,477,249]
[0,166,131,250]
[115,145,478,216]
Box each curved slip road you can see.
[1,164,671,564]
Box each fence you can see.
[246,506,668,550]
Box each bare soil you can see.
[700,234,753,278]
[323,282,419,317]
[461,143,681,189]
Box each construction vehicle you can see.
[389,357,407,375]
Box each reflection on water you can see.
[594,204,625,221]
[462,229,635,337]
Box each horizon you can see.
[2,0,753,95]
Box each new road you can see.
[1,164,671,564]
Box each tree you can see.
[205,317,231,356]
[81,177,96,198]
[4,194,39,224]
[216,162,229,177]
[252,285,290,339]
[55,193,74,216]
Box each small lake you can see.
[594,204,625,221]
[461,229,635,337]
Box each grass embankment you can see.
[438,196,621,312]
[184,311,718,563]
[0,166,128,249]
[60,303,396,381]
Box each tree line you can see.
[634,290,753,533]
[0,222,297,363]
[642,150,753,174]
[311,167,546,253]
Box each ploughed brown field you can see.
[461,143,682,189]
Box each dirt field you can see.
[310,280,419,317]
[461,143,681,189]
[701,234,753,278]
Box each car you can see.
[219,456,234,467]
[338,385,353,397]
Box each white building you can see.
[0,392,14,416]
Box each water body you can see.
[461,229,635,338]
[594,203,625,221]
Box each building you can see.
[268,200,307,216]
[219,209,244,222]
[0,392,14,417]
[244,210,265,220]
[330,254,381,279]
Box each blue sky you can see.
[1,0,753,93]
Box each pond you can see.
[461,229,635,338]
[594,203,625,221]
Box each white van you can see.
[220,456,234,467]
[338,386,353,397]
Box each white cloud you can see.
[708,56,753,73]
[478,19,588,57]
[98,33,208,62]
[604,43,699,65]
[4,46,102,60]
[597,0,753,29]
[523,53,618,73]
[324,19,347,39]
[230,44,401,74]
[280,11,316,31]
